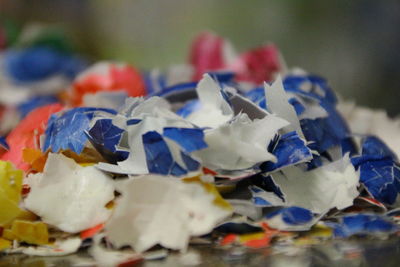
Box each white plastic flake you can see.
[271,155,359,214]
[193,113,288,170]
[105,175,232,252]
[24,153,115,233]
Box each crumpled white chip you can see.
[193,113,288,170]
[24,153,115,233]
[185,74,234,128]
[264,76,305,138]
[271,154,359,214]
[105,175,232,252]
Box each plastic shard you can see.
[193,113,288,171]
[264,76,304,138]
[24,153,115,233]
[105,175,232,252]
[270,154,359,213]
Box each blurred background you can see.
[1,0,400,115]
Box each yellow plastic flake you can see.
[2,228,18,241]
[238,232,266,243]
[14,209,38,222]
[79,162,96,167]
[0,237,12,251]
[0,161,24,226]
[216,184,236,194]
[306,223,333,238]
[294,237,321,246]
[0,194,23,226]
[0,161,23,203]
[183,176,233,211]
[10,220,49,245]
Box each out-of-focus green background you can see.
[2,0,400,115]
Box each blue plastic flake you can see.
[126,119,142,126]
[283,75,337,105]
[361,136,397,160]
[142,131,192,176]
[142,131,175,175]
[180,151,200,171]
[341,137,358,157]
[60,56,88,79]
[358,159,400,205]
[300,102,350,154]
[288,97,306,116]
[176,100,202,118]
[0,137,9,150]
[261,131,312,172]
[253,196,272,206]
[352,136,397,168]
[207,71,235,84]
[17,95,59,119]
[4,47,85,82]
[265,206,313,225]
[86,118,129,162]
[328,214,398,238]
[163,127,207,153]
[43,107,117,154]
[250,175,285,201]
[244,87,267,110]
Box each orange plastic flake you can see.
[80,223,105,240]
[239,232,271,249]
[243,235,271,249]
[23,148,48,172]
[61,148,105,165]
[10,220,49,245]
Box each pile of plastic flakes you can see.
[1,23,400,266]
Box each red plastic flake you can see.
[1,103,63,171]
[219,233,237,246]
[243,234,271,249]
[190,32,225,80]
[233,44,280,84]
[71,64,146,106]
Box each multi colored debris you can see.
[0,23,400,266]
